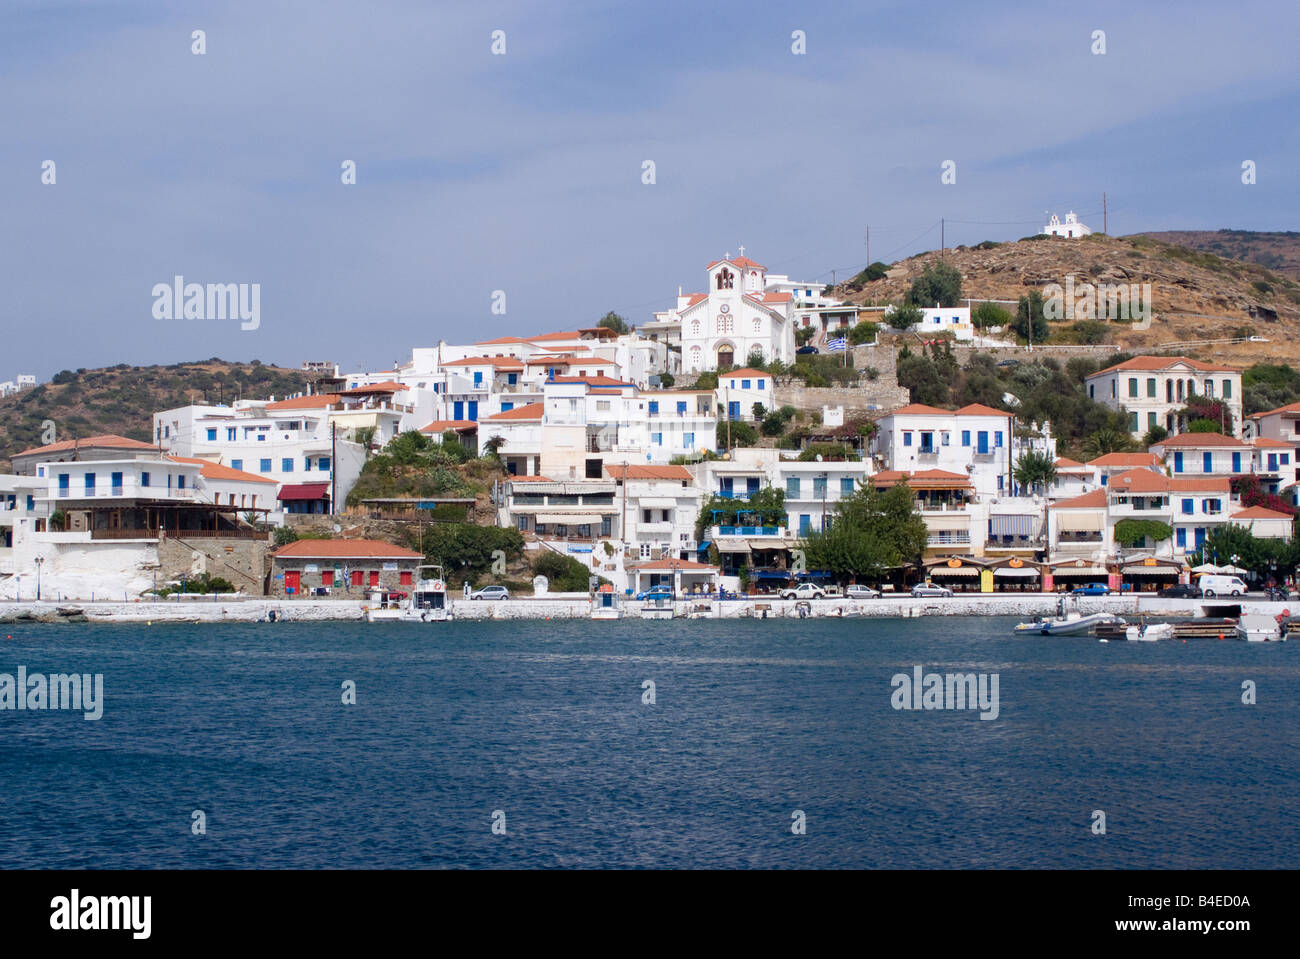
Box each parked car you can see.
[470,585,510,601]
[780,582,827,600]
[796,345,819,355]
[635,587,675,601]
[1072,583,1110,596]
[1158,584,1201,599]
[846,584,882,599]
[996,359,1021,367]
[1199,575,1247,597]
[911,583,953,598]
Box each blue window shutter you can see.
[1203,452,1212,473]
[1176,528,1186,548]
[961,431,970,447]
[1232,452,1241,473]
[1174,452,1183,473]
[1182,498,1193,515]
[468,400,478,421]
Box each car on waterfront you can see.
[845,584,881,599]
[634,587,675,601]
[780,582,827,600]
[1071,583,1110,596]
[1158,584,1202,599]
[470,585,510,601]
[1198,575,1247,597]
[796,345,819,355]
[910,583,953,598]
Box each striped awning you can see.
[1051,565,1108,576]
[1056,512,1105,532]
[990,515,1038,537]
[994,567,1040,577]
[923,515,971,531]
[713,537,751,553]
[930,567,979,577]
[1122,565,1181,575]
[535,513,601,524]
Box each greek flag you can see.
[826,336,848,352]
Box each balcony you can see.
[927,532,971,547]
[718,525,782,536]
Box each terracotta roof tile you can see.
[273,539,423,559]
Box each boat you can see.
[1014,595,1121,636]
[591,584,622,620]
[1125,622,1175,641]
[365,566,451,623]
[1235,612,1286,642]
[639,594,676,620]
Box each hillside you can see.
[1134,230,1300,283]
[0,360,310,470]
[836,232,1300,367]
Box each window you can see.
[1283,454,1291,466]
[652,432,663,446]
[601,517,612,537]
[322,570,335,587]
[260,459,272,473]
[1173,452,1183,473]
[164,425,170,438]
[227,427,236,441]
[1089,384,1095,399]
[318,457,330,471]
[206,428,217,441]
[1204,379,1214,397]
[304,458,311,472]
[596,400,611,412]
[757,380,765,390]
[368,571,380,587]
[1128,378,1138,398]
[1148,412,1157,429]
[351,570,363,587]
[177,474,186,489]
[813,477,827,498]
[684,432,694,448]
[941,431,950,446]
[37,467,44,478]
[799,515,811,534]
[994,431,1003,448]
[1268,454,1278,471]
[1146,378,1156,397]
[1204,498,1222,514]
[676,401,687,415]
[1203,452,1212,473]
[1181,498,1194,515]
[1232,452,1242,473]
[920,432,934,453]
[648,401,659,415]
[961,431,971,447]
[84,472,95,492]
[786,477,801,498]
[741,380,751,390]
[1110,380,1116,398]
[977,431,989,454]
[903,432,912,447]
[282,458,293,473]
[399,571,412,586]
[141,472,151,487]
[231,459,242,471]
[1223,379,1232,398]
[840,477,854,495]
[58,473,69,492]
[1176,527,1186,548]
[1130,412,1139,432]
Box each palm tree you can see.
[1081,427,1134,461]
[1013,450,1058,495]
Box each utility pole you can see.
[1103,192,1108,235]
[865,226,870,268]
[940,218,944,257]
[330,422,337,516]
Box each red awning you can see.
[277,482,331,502]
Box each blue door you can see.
[467,400,478,421]
[746,477,760,496]
[1173,452,1183,473]
[728,401,740,420]
[1195,528,1207,549]
[453,401,464,419]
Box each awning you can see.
[535,513,601,524]
[277,482,330,501]
[930,567,979,577]
[1056,512,1105,532]
[638,498,679,509]
[713,537,751,553]
[1051,565,1108,576]
[990,515,1038,537]
[1122,565,1181,575]
[923,515,971,531]
[994,567,1040,578]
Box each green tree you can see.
[533,551,601,591]
[888,303,924,330]
[896,348,950,406]
[909,261,963,308]
[597,311,630,334]
[1081,427,1135,460]
[1142,424,1169,446]
[695,371,719,390]
[1013,449,1058,494]
[1113,519,1173,548]
[971,302,1011,330]
[848,321,878,345]
[800,483,928,582]
[1013,291,1050,343]
[717,419,758,448]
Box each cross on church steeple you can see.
[738,245,745,258]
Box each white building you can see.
[1044,212,1092,238]
[918,306,974,342]
[871,403,1018,499]
[1084,356,1243,439]
[716,368,776,421]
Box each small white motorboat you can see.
[1125,622,1175,642]
[1015,595,1120,635]
[591,585,622,620]
[1235,612,1286,642]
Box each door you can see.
[284,571,300,594]
[468,400,479,421]
[368,570,380,587]
[728,401,741,420]
[453,401,464,419]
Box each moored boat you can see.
[1014,595,1121,636]
[1235,612,1286,642]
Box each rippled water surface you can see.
[1,617,1295,868]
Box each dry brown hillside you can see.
[835,233,1300,367]
[1135,230,1300,283]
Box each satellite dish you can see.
[333,524,341,533]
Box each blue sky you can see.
[2,0,1297,379]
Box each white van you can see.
[1199,575,1248,597]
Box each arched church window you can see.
[717,269,733,290]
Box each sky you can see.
[2,0,1298,380]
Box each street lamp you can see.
[33,556,44,602]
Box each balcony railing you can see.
[927,532,971,546]
[717,525,782,536]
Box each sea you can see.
[1,617,1295,869]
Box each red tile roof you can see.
[1251,437,1293,449]
[1050,489,1108,509]
[720,368,773,380]
[954,403,1010,417]
[885,403,951,417]
[549,375,634,387]
[1251,401,1300,419]
[1087,452,1159,468]
[508,475,552,482]
[165,456,277,484]
[419,420,478,433]
[1150,432,1247,448]
[1054,457,1087,469]
[439,356,524,370]
[276,482,331,501]
[273,539,423,559]
[264,395,339,412]
[484,403,544,421]
[1092,355,1239,377]
[706,256,766,270]
[872,469,971,489]
[340,380,405,394]
[15,434,157,458]
[1230,506,1294,520]
[606,465,694,481]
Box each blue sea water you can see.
[0,617,1295,869]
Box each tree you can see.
[1113,519,1173,548]
[1143,424,1169,446]
[888,303,924,330]
[909,261,963,308]
[896,349,950,407]
[1013,450,1058,494]
[1013,291,1050,343]
[972,302,1011,330]
[533,551,598,592]
[746,348,766,369]
[796,326,817,347]
[1081,427,1135,460]
[695,371,719,390]
[657,372,675,388]
[597,311,630,334]
[717,419,757,448]
[848,321,878,345]
[800,483,928,582]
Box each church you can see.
[654,251,797,373]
